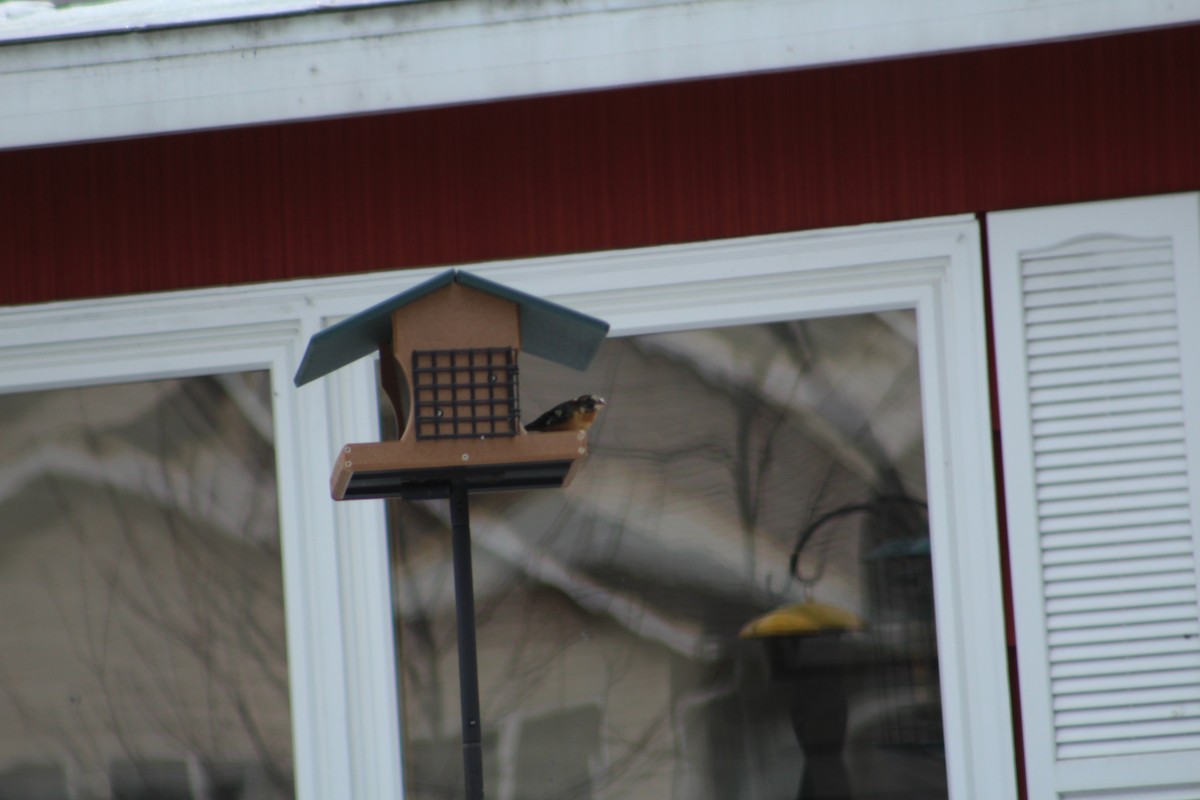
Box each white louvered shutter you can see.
[989,193,1200,800]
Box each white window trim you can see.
[0,214,1017,799]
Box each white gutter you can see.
[1,0,1197,150]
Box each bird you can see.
[524,394,607,433]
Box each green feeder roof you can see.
[293,269,610,387]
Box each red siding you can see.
[3,23,1200,306]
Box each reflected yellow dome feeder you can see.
[739,602,864,639]
[740,599,865,799]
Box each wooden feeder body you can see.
[332,280,603,499]
[390,282,522,443]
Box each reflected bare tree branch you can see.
[0,374,294,799]
[391,316,941,800]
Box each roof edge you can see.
[293,268,609,387]
[6,0,1198,150]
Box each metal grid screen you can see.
[412,347,520,440]
[868,549,943,748]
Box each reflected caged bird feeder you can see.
[293,268,610,500]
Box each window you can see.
[371,215,1016,799]
[391,314,947,799]
[0,298,388,800]
[0,374,291,799]
[0,213,1015,799]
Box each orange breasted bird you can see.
[524,394,607,433]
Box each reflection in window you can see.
[0,374,294,800]
[389,314,947,799]
[514,706,601,800]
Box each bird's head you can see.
[575,394,606,412]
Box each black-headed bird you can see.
[524,394,607,433]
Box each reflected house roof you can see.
[293,268,610,386]
[0,374,280,546]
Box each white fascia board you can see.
[1,0,1198,149]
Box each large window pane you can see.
[390,314,946,799]
[0,373,293,800]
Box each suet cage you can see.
[411,347,520,440]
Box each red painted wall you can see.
[2,23,1199,306]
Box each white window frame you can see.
[0,213,1016,799]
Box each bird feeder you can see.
[293,268,609,800]
[293,268,610,500]
[739,602,864,800]
[737,495,937,798]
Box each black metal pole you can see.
[448,478,485,800]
